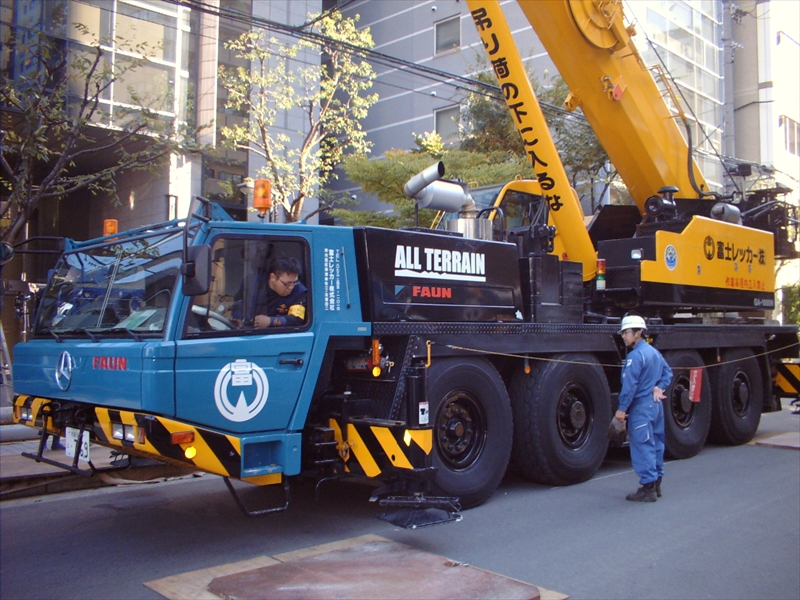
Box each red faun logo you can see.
[93,356,128,370]
[412,286,452,298]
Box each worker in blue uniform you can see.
[253,256,307,328]
[615,314,673,502]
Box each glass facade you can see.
[629,1,724,191]
[1,0,192,128]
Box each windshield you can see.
[34,230,183,339]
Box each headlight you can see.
[112,423,137,442]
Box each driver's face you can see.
[268,272,299,297]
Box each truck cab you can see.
[13,212,370,490]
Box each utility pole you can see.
[721,0,738,196]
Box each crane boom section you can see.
[515,0,708,207]
[466,0,597,279]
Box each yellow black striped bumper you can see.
[13,395,290,486]
[13,395,59,434]
[13,395,432,485]
[329,416,433,478]
[774,361,800,398]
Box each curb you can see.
[0,424,40,443]
[1,406,14,426]
[1,464,200,501]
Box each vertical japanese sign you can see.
[323,247,342,311]
[466,0,596,277]
[468,1,570,211]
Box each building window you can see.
[434,16,460,55]
[435,105,460,144]
[779,116,799,157]
[218,171,243,184]
[115,1,178,62]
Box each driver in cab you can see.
[252,256,307,328]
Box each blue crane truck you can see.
[10,175,799,523]
[10,0,800,523]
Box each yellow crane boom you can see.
[514,0,709,207]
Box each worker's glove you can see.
[606,417,628,445]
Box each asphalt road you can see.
[1,410,798,600]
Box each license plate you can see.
[65,427,90,462]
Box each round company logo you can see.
[55,351,74,391]
[664,245,678,270]
[703,235,715,260]
[214,359,269,422]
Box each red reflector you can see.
[171,431,195,445]
[689,368,703,402]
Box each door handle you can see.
[279,358,304,366]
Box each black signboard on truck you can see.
[353,227,523,322]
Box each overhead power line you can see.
[163,0,593,129]
[166,0,500,95]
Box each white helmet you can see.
[618,315,647,334]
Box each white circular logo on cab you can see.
[214,359,269,422]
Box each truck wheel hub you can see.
[569,401,587,430]
[557,386,592,447]
[436,393,485,469]
[732,372,750,415]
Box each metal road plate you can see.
[65,427,90,462]
[207,538,542,599]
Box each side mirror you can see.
[181,244,211,296]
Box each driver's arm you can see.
[254,292,306,328]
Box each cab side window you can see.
[184,237,309,337]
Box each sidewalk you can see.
[0,421,197,500]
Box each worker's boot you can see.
[655,477,662,498]
[626,482,657,502]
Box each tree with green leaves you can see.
[218,12,378,223]
[780,282,799,324]
[0,25,197,245]
[461,70,619,212]
[339,66,622,228]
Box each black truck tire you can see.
[708,348,764,445]
[663,350,712,459]
[509,354,611,486]
[426,357,513,509]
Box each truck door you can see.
[174,234,313,433]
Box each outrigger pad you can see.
[378,507,462,529]
[376,494,462,529]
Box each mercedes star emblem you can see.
[55,351,74,391]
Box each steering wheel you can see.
[191,305,235,330]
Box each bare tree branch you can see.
[0,28,199,244]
